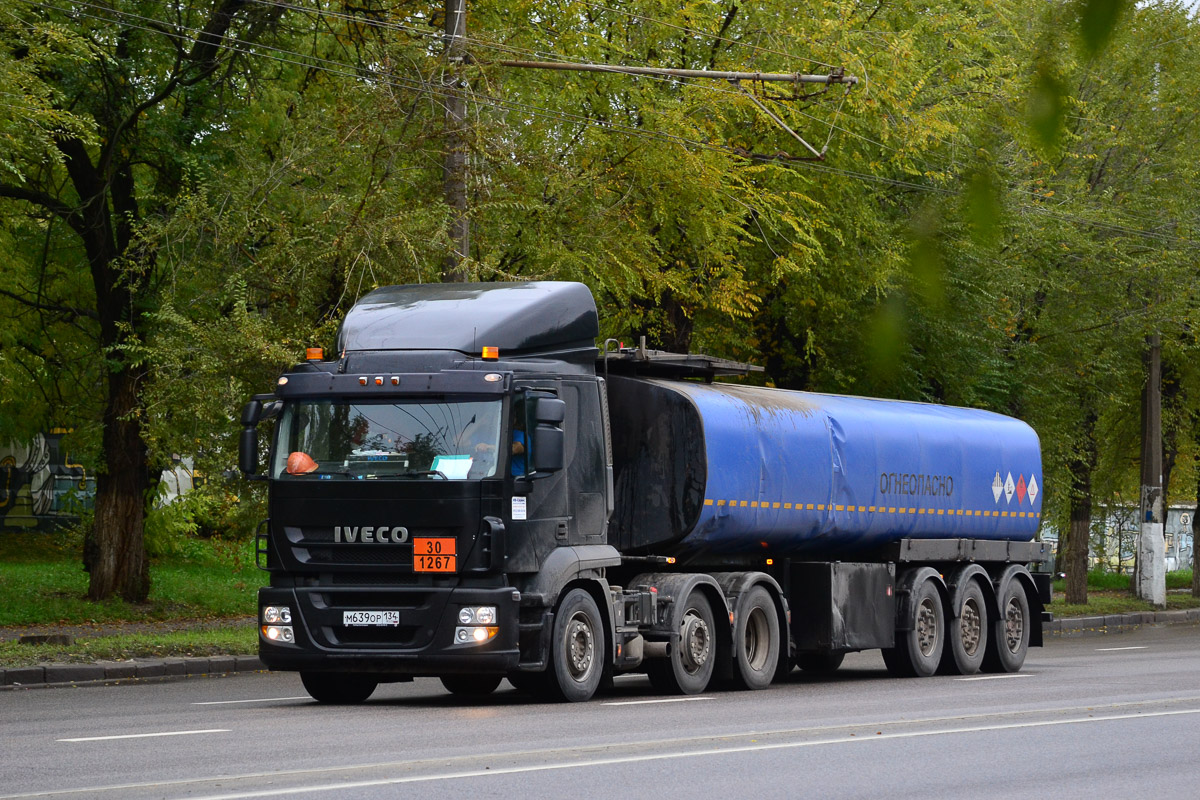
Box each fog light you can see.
[263,605,292,624]
[262,625,294,643]
[454,626,499,646]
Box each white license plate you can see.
[343,610,400,627]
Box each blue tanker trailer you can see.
[240,281,1051,704]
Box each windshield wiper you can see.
[393,469,449,480]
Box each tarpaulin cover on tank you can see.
[611,379,1043,558]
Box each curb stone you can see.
[1,655,264,690]
[1045,609,1200,637]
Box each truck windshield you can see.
[272,398,503,480]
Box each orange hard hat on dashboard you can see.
[286,451,319,474]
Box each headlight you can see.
[263,605,292,624]
[457,606,496,625]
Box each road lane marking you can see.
[955,673,1035,682]
[603,697,713,706]
[192,697,310,705]
[180,708,1200,799]
[58,729,229,743]
[1096,646,1149,652]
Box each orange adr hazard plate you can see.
[413,537,457,573]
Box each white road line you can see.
[181,708,1200,800]
[1096,646,1149,652]
[954,673,1035,682]
[603,696,713,706]
[192,697,310,705]
[58,729,230,743]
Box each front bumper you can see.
[258,584,521,675]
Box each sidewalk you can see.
[3,610,1198,690]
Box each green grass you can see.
[1048,590,1200,618]
[0,628,257,669]
[0,532,260,626]
[1052,569,1194,594]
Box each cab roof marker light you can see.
[358,377,368,385]
[390,376,399,385]
[374,377,383,386]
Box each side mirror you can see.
[239,426,259,476]
[530,397,566,473]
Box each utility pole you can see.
[442,0,469,281]
[1136,333,1166,606]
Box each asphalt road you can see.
[2,624,1199,800]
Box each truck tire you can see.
[647,589,715,695]
[544,588,605,702]
[732,586,779,690]
[300,672,378,704]
[881,578,944,678]
[939,580,988,675]
[796,652,845,674]
[983,578,1031,673]
[440,674,503,697]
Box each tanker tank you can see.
[607,376,1043,559]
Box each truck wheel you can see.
[796,652,845,674]
[300,672,378,704]
[732,586,779,690]
[939,580,988,675]
[983,578,1030,673]
[440,674,503,697]
[647,589,715,695]
[545,588,605,702]
[882,578,944,678]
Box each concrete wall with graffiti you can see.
[0,431,95,531]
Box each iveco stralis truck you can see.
[238,281,1051,703]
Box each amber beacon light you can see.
[481,346,499,361]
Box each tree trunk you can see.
[1064,412,1097,605]
[87,367,150,602]
[1065,478,1091,605]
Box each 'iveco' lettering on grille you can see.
[334,526,409,543]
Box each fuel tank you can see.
[607,377,1043,559]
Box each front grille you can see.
[324,590,432,608]
[321,573,420,586]
[301,547,412,566]
[331,626,423,646]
